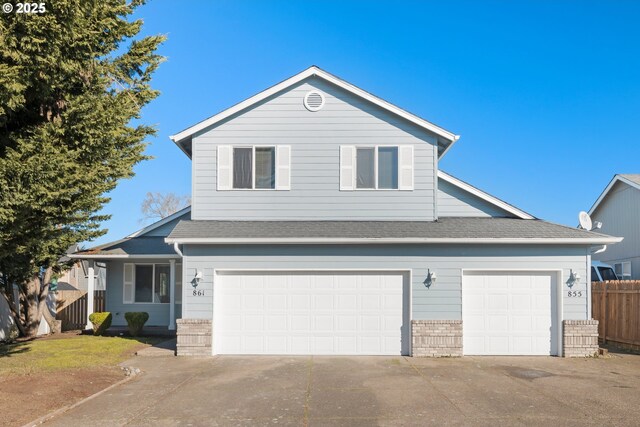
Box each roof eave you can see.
[165,237,623,245]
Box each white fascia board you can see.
[588,175,640,216]
[127,206,191,238]
[169,66,459,150]
[69,254,181,260]
[165,237,622,245]
[437,171,535,219]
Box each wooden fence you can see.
[592,281,640,349]
[57,290,106,331]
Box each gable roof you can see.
[438,171,535,219]
[70,208,190,259]
[165,218,621,245]
[588,174,640,215]
[127,206,191,238]
[170,66,460,158]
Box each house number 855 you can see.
[567,290,583,298]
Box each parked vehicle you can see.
[592,261,618,281]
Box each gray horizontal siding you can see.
[437,179,514,217]
[180,244,589,323]
[592,181,640,278]
[105,260,174,327]
[192,77,438,221]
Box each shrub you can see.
[88,312,112,336]
[124,312,149,337]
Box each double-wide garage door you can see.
[462,271,559,356]
[214,271,408,355]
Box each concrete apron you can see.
[41,354,640,426]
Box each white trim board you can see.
[438,171,535,220]
[165,237,622,245]
[588,174,640,216]
[169,66,460,157]
[70,254,181,260]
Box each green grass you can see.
[0,335,164,375]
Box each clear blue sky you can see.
[92,0,640,246]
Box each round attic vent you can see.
[304,91,325,112]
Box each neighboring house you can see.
[58,245,106,292]
[588,174,640,280]
[73,66,620,357]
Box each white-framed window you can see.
[340,145,413,191]
[614,262,632,280]
[123,263,180,304]
[217,145,290,191]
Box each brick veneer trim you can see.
[411,320,462,357]
[176,319,212,357]
[562,319,599,358]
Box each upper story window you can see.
[356,147,399,190]
[341,145,413,191]
[233,147,276,189]
[218,145,290,191]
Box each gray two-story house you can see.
[74,66,620,357]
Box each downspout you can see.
[586,245,607,320]
[173,242,183,257]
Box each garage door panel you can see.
[215,272,407,355]
[463,272,558,356]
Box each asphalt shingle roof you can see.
[166,218,615,241]
[76,237,176,256]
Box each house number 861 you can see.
[193,290,205,296]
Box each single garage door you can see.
[462,271,559,356]
[214,271,408,355]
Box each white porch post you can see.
[169,259,176,330]
[86,260,95,330]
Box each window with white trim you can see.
[217,145,290,191]
[614,262,631,280]
[123,263,180,304]
[340,145,413,191]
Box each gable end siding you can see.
[191,77,438,221]
[591,181,640,278]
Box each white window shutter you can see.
[398,145,414,190]
[217,145,232,190]
[340,146,355,190]
[123,263,134,304]
[276,146,291,190]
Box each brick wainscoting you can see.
[563,319,599,357]
[411,320,463,357]
[176,319,212,356]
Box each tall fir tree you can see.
[0,0,165,337]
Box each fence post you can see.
[602,282,608,344]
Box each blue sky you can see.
[92,0,640,246]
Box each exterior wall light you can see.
[193,270,203,288]
[424,269,437,288]
[567,270,580,288]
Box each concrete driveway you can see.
[43,353,640,426]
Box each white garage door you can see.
[462,271,558,356]
[214,271,407,355]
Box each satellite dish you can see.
[578,211,593,230]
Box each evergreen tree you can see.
[0,0,165,337]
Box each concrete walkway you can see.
[43,353,640,426]
[135,338,176,357]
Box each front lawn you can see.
[0,333,165,426]
[0,333,163,375]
